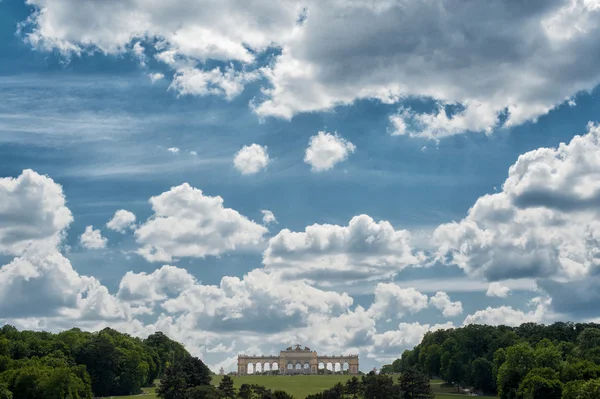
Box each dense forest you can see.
[0,325,190,398]
[381,322,600,398]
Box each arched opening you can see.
[318,362,325,374]
[272,362,278,374]
[295,362,302,372]
[263,362,271,373]
[247,362,255,374]
[326,362,333,374]
[334,362,342,373]
[343,362,350,374]
[255,362,263,374]
[287,362,293,374]
[303,362,310,374]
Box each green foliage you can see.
[217,374,236,398]
[186,385,222,399]
[387,322,600,397]
[157,356,212,399]
[562,378,600,398]
[0,324,191,398]
[517,368,562,399]
[361,372,401,399]
[398,368,433,399]
[470,358,495,393]
[0,383,11,399]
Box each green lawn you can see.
[110,376,497,399]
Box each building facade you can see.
[237,344,359,375]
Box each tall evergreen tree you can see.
[398,368,434,399]
[157,356,211,399]
[217,375,236,398]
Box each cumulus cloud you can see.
[118,265,197,309]
[463,297,550,327]
[170,67,259,100]
[135,183,267,262]
[263,214,420,283]
[434,123,600,282]
[304,131,355,172]
[261,210,277,225]
[106,209,137,233]
[0,169,72,256]
[159,268,353,333]
[20,0,600,137]
[80,226,107,249]
[369,322,454,361]
[167,147,180,153]
[233,144,270,175]
[0,170,129,324]
[486,282,511,298]
[367,284,429,321]
[429,291,463,318]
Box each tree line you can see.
[0,325,190,398]
[380,321,600,399]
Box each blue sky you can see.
[3,0,600,372]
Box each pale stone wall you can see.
[237,345,359,375]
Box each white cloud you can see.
[429,291,463,318]
[0,169,72,256]
[263,214,420,284]
[486,282,511,298]
[159,268,354,333]
[170,67,259,100]
[369,322,454,361]
[367,284,429,321]
[233,144,270,175]
[148,73,165,83]
[133,41,146,66]
[434,123,600,282]
[135,183,267,262]
[304,131,355,172]
[80,226,107,249]
[261,210,277,225]
[463,298,550,327]
[0,253,129,321]
[0,170,129,324]
[106,209,137,233]
[20,0,600,137]
[167,147,180,153]
[118,265,197,309]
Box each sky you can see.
[2,0,600,373]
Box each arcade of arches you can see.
[237,344,359,375]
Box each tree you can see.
[360,371,402,399]
[562,378,600,399]
[470,358,495,393]
[516,368,562,399]
[157,355,212,399]
[577,328,600,352]
[0,384,11,399]
[186,385,222,399]
[272,391,294,399]
[238,384,252,399]
[497,342,535,399]
[398,368,434,399]
[346,376,360,398]
[533,339,561,370]
[217,375,236,398]
[156,364,187,399]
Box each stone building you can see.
[237,344,359,375]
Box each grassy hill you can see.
[112,376,497,399]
